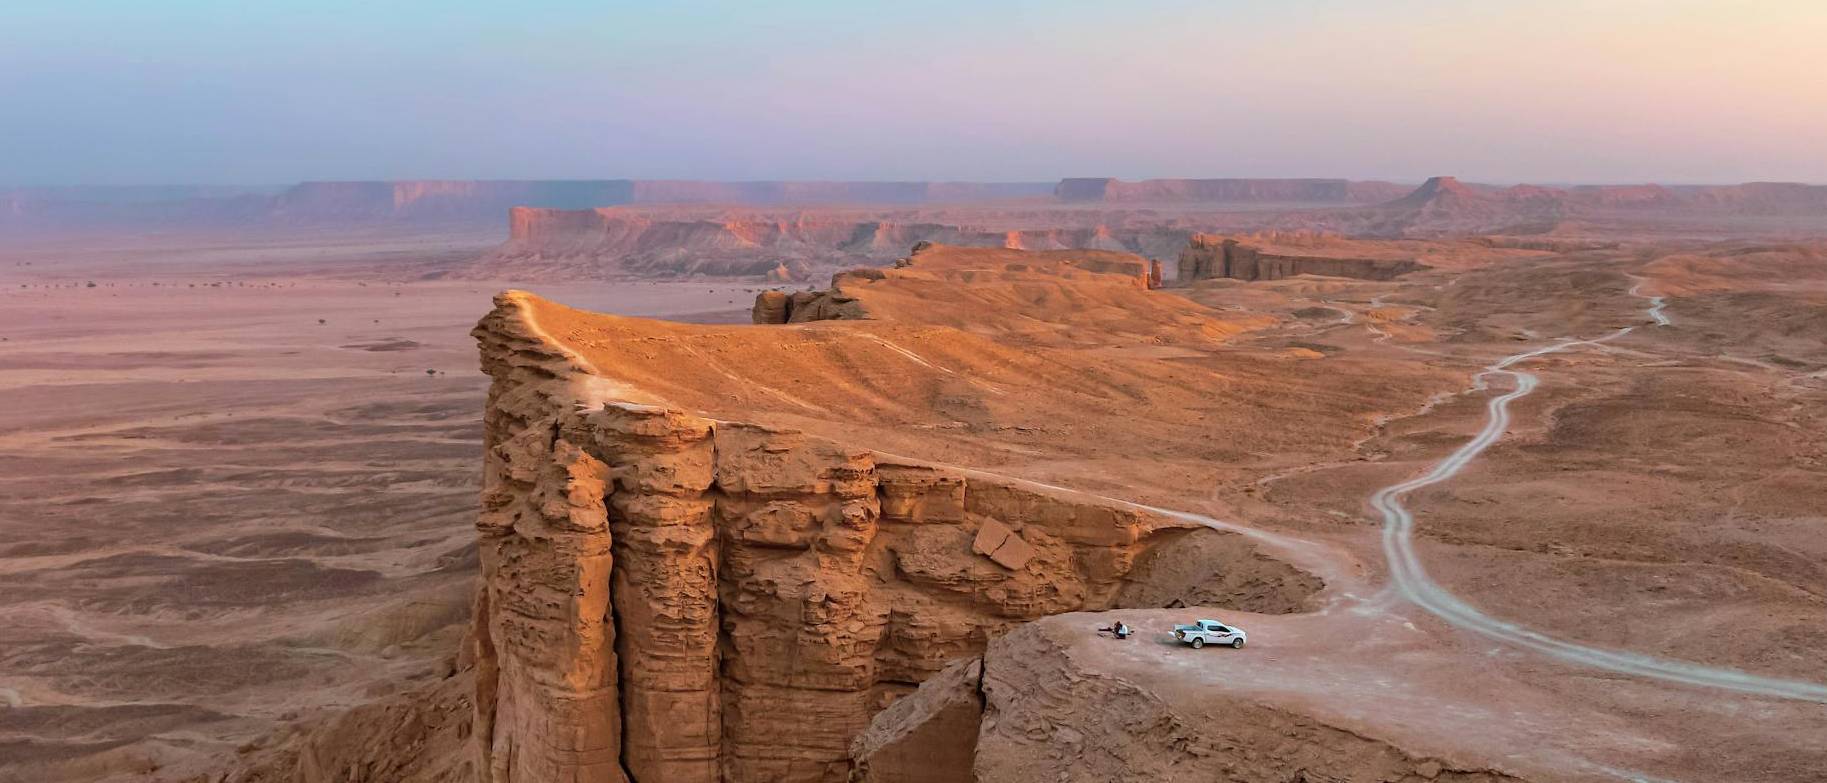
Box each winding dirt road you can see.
[911,284,1827,704]
[1373,292,1827,702]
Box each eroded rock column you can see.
[567,406,724,783]
[475,419,624,783]
[712,425,888,781]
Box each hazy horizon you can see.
[6,0,1825,187]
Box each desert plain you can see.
[0,179,1824,783]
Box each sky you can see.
[3,0,1825,186]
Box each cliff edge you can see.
[464,291,1321,782]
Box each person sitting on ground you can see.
[1112,620,1129,639]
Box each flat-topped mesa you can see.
[1177,234,1427,282]
[469,291,1320,783]
[750,241,1156,325]
[1054,177,1410,204]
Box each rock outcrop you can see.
[1177,234,1426,282]
[469,291,1320,783]
[749,285,870,324]
[846,658,983,783]
[852,616,1528,783]
[750,243,1158,325]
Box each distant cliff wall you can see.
[1055,178,1408,204]
[0,180,1051,232]
[459,209,1193,279]
[1177,234,1425,282]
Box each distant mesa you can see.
[451,207,1201,280]
[750,242,1159,325]
[1371,175,1827,236]
[1055,177,1408,204]
[1384,175,1486,207]
[1178,234,1426,282]
[0,179,1053,232]
[10,176,1827,242]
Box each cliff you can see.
[466,291,1320,783]
[458,208,1195,280]
[1177,234,1427,282]
[1355,176,1827,237]
[744,243,1277,349]
[751,243,1157,325]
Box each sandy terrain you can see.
[487,241,1827,781]
[0,232,753,781]
[2,224,1824,782]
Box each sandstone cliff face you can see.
[470,292,1320,783]
[1178,234,1426,282]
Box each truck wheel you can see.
[1230,638,1245,649]
[1190,637,1204,649]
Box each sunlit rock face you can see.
[1178,234,1426,282]
[468,291,1318,782]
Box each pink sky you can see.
[3,0,1824,185]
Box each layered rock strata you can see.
[472,208,1194,279]
[470,292,1318,783]
[1178,234,1426,282]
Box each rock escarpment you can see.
[1178,234,1426,282]
[470,292,1319,783]
[1054,178,1409,204]
[751,243,1158,325]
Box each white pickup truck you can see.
[1172,619,1247,649]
